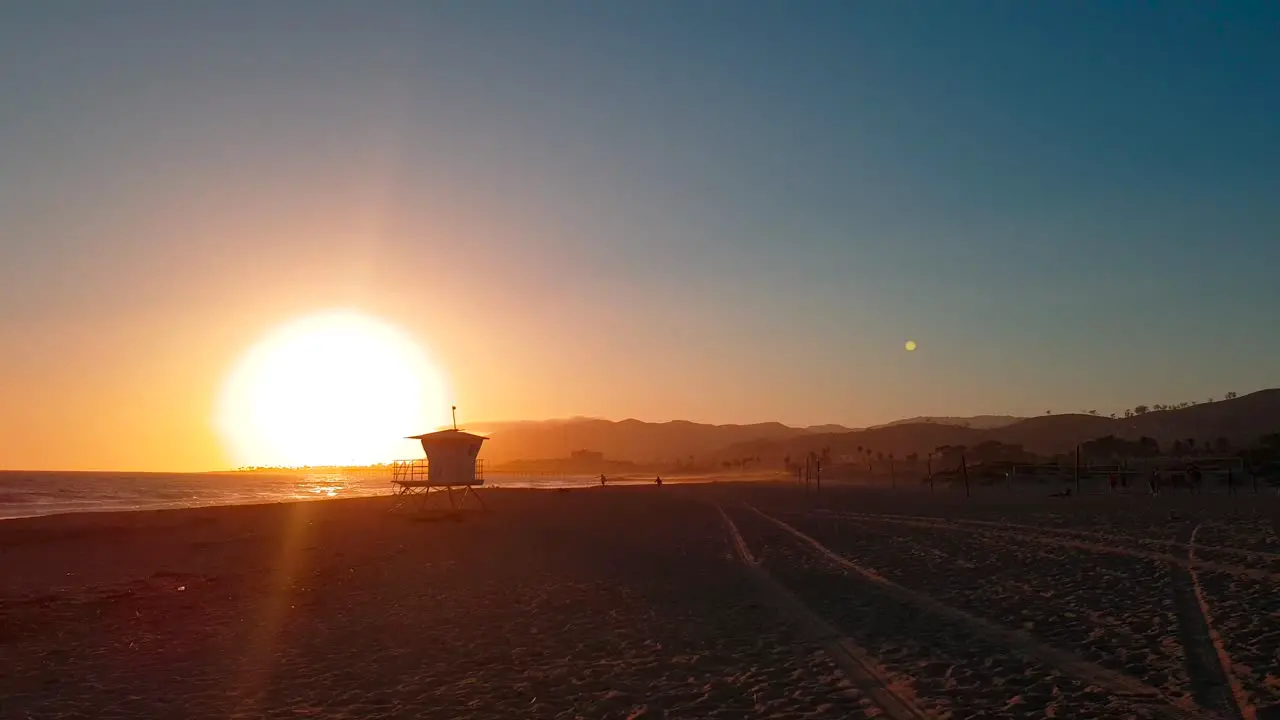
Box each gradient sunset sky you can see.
[3,2,1278,470]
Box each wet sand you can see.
[3,482,1279,719]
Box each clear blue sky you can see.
[2,2,1279,463]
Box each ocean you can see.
[0,470,732,520]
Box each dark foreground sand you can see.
[1,487,866,720]
[4,482,1279,719]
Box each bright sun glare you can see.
[216,311,450,468]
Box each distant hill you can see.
[804,423,860,434]
[466,418,851,466]
[1107,389,1280,449]
[712,389,1280,464]
[870,415,1025,430]
[466,390,1280,467]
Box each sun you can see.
[216,311,450,467]
[905,340,917,351]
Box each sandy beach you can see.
[4,483,1280,719]
[1,486,865,719]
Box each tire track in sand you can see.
[827,512,1280,584]
[715,504,934,720]
[1171,523,1253,719]
[748,505,1208,720]
[825,513,1280,566]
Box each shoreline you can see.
[0,482,677,524]
[0,470,784,522]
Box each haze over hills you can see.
[467,418,853,466]
[870,415,1025,430]
[716,389,1280,465]
[469,390,1280,468]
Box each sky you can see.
[2,2,1279,470]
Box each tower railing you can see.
[392,459,429,483]
[390,458,484,484]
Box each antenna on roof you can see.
[452,406,458,431]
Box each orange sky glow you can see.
[5,4,1275,472]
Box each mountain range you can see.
[468,389,1280,466]
[466,418,850,466]
[717,389,1280,465]
[869,415,1024,430]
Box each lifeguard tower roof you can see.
[406,429,488,443]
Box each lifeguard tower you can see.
[390,407,488,512]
